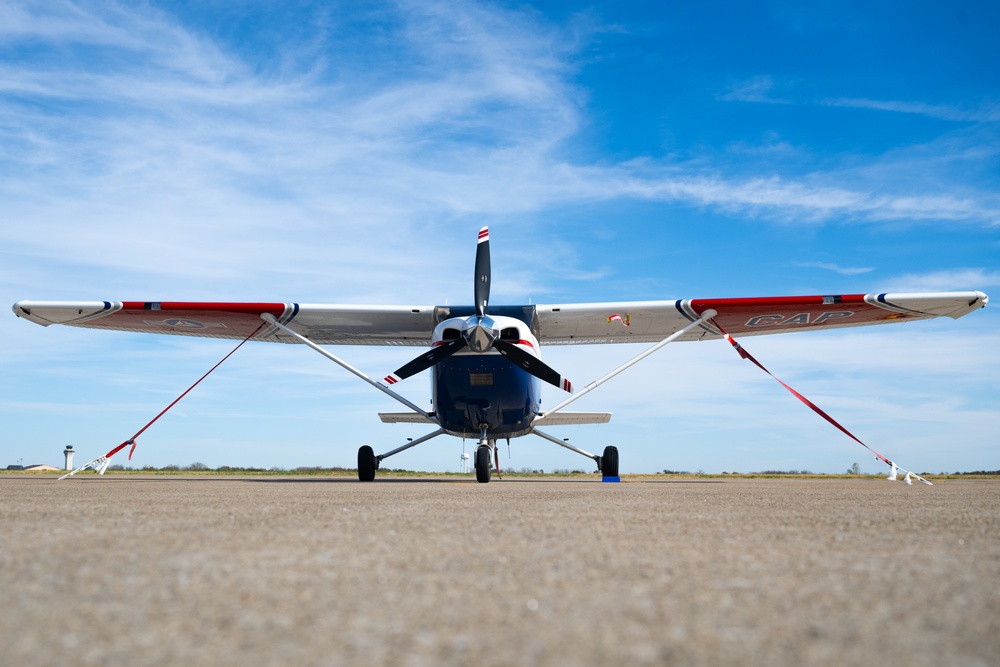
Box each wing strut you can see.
[712,320,933,485]
[530,427,597,460]
[60,320,267,479]
[535,308,718,423]
[259,313,432,419]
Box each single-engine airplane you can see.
[13,228,988,482]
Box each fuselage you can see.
[430,315,542,438]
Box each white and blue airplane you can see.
[13,228,988,482]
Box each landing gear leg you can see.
[357,429,446,481]
[529,428,615,479]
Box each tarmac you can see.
[1,474,997,666]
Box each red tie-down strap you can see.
[494,446,502,480]
[59,321,266,479]
[711,319,931,485]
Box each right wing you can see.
[534,291,989,345]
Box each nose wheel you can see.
[475,439,493,484]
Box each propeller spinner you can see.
[383,227,572,392]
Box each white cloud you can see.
[718,75,793,104]
[885,269,1000,293]
[794,262,874,276]
[824,97,1000,123]
[2,1,997,298]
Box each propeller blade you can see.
[474,226,490,318]
[493,339,573,393]
[384,339,467,385]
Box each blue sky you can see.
[2,0,998,475]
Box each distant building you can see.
[3,446,76,472]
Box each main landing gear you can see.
[358,445,378,482]
[355,428,447,481]
[599,445,619,478]
[356,435,619,482]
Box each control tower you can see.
[63,445,74,471]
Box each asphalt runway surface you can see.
[2,475,997,666]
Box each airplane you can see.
[12,227,989,483]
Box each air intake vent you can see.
[469,372,494,387]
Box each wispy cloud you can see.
[722,74,1000,124]
[616,173,1000,225]
[718,75,794,104]
[885,268,1000,293]
[794,262,874,276]
[1,1,998,301]
[823,97,1000,123]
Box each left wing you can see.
[534,291,988,344]
[12,301,438,346]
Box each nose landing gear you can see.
[475,444,493,483]
[474,429,494,483]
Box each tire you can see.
[358,445,377,481]
[602,445,619,478]
[475,446,492,484]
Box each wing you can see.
[12,291,988,347]
[12,301,439,346]
[534,291,989,344]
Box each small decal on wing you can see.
[607,313,631,327]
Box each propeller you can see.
[383,339,466,385]
[475,226,490,318]
[494,339,572,392]
[383,226,572,392]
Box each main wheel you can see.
[475,446,492,484]
[602,445,619,478]
[358,445,377,481]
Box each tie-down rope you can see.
[59,321,266,479]
[712,320,931,485]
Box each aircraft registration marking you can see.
[143,318,228,330]
[745,311,854,327]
